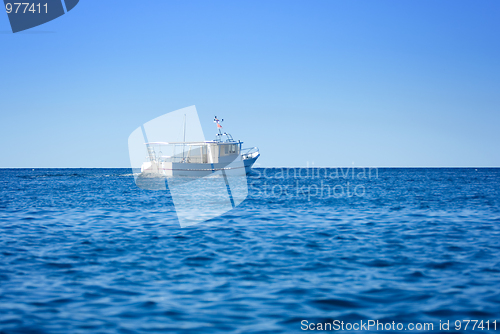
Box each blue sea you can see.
[1,168,500,333]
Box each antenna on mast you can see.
[214,116,224,137]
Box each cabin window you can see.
[219,144,238,156]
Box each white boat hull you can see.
[141,153,259,178]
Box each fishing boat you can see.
[140,116,259,177]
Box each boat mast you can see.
[182,114,186,162]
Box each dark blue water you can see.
[1,168,500,333]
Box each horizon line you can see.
[1,166,500,169]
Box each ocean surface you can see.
[1,168,500,333]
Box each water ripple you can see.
[0,168,500,333]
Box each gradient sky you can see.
[1,0,499,167]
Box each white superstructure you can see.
[140,117,259,177]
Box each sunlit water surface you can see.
[1,168,500,333]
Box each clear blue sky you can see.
[1,0,499,167]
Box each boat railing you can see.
[164,156,205,163]
[145,142,256,163]
[147,155,206,164]
[241,147,259,160]
[145,142,208,164]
